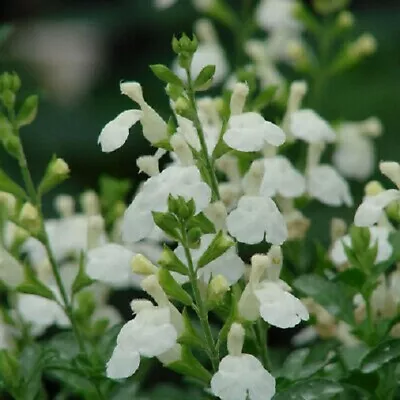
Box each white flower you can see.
[98,110,142,152]
[331,226,393,267]
[238,250,309,328]
[260,156,305,198]
[223,112,285,152]
[307,165,353,207]
[227,196,287,245]
[107,304,178,379]
[174,233,245,284]
[332,122,376,181]
[86,244,142,288]
[17,290,69,336]
[122,165,211,243]
[256,0,302,32]
[99,82,167,151]
[211,323,276,400]
[0,318,14,350]
[355,190,400,227]
[290,109,336,143]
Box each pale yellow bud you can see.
[54,194,75,217]
[349,34,377,58]
[331,218,347,243]
[19,202,40,233]
[337,11,354,29]
[365,180,384,196]
[132,254,158,276]
[380,161,400,189]
[230,82,249,116]
[209,274,230,298]
[174,97,190,116]
[0,192,16,216]
[50,158,70,176]
[81,190,100,216]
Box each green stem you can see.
[185,68,220,201]
[364,295,375,343]
[14,132,106,399]
[256,319,271,370]
[181,224,219,371]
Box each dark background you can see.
[1,0,400,239]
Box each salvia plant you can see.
[0,0,399,399]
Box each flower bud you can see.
[81,190,100,216]
[132,254,158,276]
[380,161,400,189]
[187,227,202,249]
[227,323,245,356]
[19,202,40,233]
[287,80,308,115]
[337,11,354,29]
[348,34,377,59]
[365,180,384,196]
[173,97,192,118]
[54,194,75,217]
[39,157,70,195]
[331,218,347,243]
[361,117,382,138]
[16,95,38,127]
[230,82,249,116]
[0,192,16,216]
[208,274,230,306]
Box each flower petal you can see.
[98,110,142,152]
[106,345,140,379]
[354,190,400,227]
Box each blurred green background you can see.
[1,0,400,238]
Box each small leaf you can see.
[17,266,56,300]
[0,169,27,200]
[188,212,215,235]
[150,64,183,86]
[336,268,367,291]
[194,65,215,90]
[16,95,38,127]
[152,211,180,240]
[158,244,188,275]
[72,253,94,295]
[158,268,192,306]
[360,339,400,374]
[178,309,207,351]
[274,379,344,400]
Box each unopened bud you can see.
[337,11,354,29]
[174,97,191,118]
[331,218,347,243]
[51,158,70,176]
[365,180,384,196]
[81,190,100,216]
[54,195,75,217]
[348,34,377,58]
[193,0,214,12]
[208,274,230,306]
[39,158,70,194]
[132,254,158,276]
[19,202,40,233]
[230,82,249,116]
[287,80,308,114]
[0,192,16,216]
[380,161,400,189]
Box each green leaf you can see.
[293,274,355,324]
[168,346,211,384]
[71,253,94,295]
[17,266,56,300]
[157,268,193,306]
[178,309,207,351]
[274,379,344,400]
[197,230,234,269]
[338,343,369,371]
[188,212,215,235]
[336,268,367,291]
[16,95,38,127]
[194,65,215,90]
[0,168,27,200]
[152,211,180,240]
[150,64,183,86]
[360,339,400,374]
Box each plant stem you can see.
[181,225,219,371]
[185,69,221,201]
[256,319,271,370]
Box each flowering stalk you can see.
[184,66,221,201]
[180,221,219,371]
